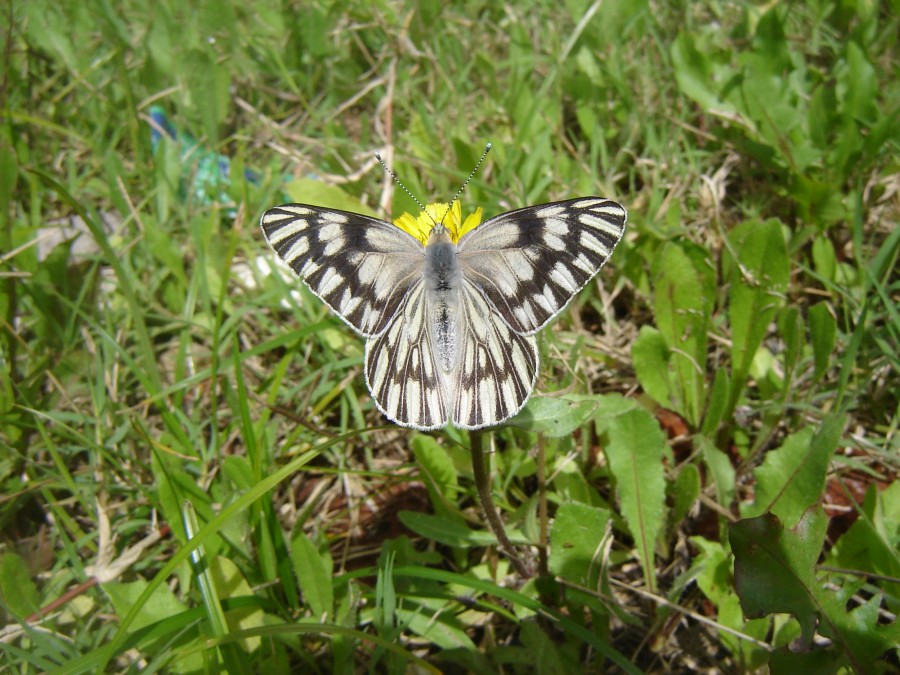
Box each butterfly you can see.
[260,194,626,430]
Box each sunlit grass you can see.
[2,0,898,672]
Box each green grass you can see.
[2,0,899,672]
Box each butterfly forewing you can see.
[457,198,627,334]
[261,204,423,337]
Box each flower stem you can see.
[469,428,531,578]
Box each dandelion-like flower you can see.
[393,200,484,245]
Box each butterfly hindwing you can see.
[261,204,424,337]
[364,281,450,430]
[451,280,539,429]
[363,278,539,430]
[457,198,627,334]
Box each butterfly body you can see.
[261,197,626,430]
[424,225,463,373]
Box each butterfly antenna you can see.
[375,151,429,216]
[441,142,492,225]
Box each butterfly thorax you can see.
[425,226,461,373]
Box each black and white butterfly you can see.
[260,196,626,430]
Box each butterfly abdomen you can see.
[425,227,462,373]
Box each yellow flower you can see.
[393,200,484,245]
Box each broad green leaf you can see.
[290,530,334,620]
[808,303,836,381]
[283,178,378,217]
[103,579,188,633]
[697,435,735,509]
[741,415,845,527]
[651,241,711,425]
[631,326,672,409]
[548,502,613,586]
[825,481,900,601]
[396,606,476,651]
[551,459,605,506]
[732,508,900,671]
[838,41,877,125]
[669,464,700,529]
[411,435,460,518]
[398,511,526,547]
[689,538,769,669]
[700,368,729,436]
[0,553,40,617]
[512,395,598,437]
[102,576,205,673]
[670,32,736,116]
[601,406,666,592]
[209,556,267,652]
[777,306,804,384]
[519,621,566,674]
[726,219,790,416]
[769,648,843,674]
[811,237,837,282]
[293,6,330,59]
[730,509,827,647]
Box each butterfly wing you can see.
[363,277,539,430]
[260,204,424,337]
[364,281,451,430]
[457,198,627,334]
[451,280,539,429]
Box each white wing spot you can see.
[523,301,539,326]
[321,212,349,224]
[407,379,421,419]
[542,285,558,307]
[580,212,622,238]
[282,205,315,216]
[323,239,344,257]
[497,378,511,413]
[573,198,604,209]
[572,253,594,273]
[422,347,434,377]
[370,349,388,390]
[534,292,555,314]
[543,217,569,236]
[357,255,381,285]
[478,378,495,422]
[338,288,352,312]
[496,268,518,296]
[543,231,566,251]
[535,204,566,218]
[580,230,611,257]
[488,327,506,364]
[319,222,342,240]
[514,306,529,327]
[318,269,345,297]
[386,382,402,418]
[282,237,310,264]
[373,277,394,300]
[477,346,487,370]
[550,262,578,292]
[266,217,307,244]
[504,251,533,281]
